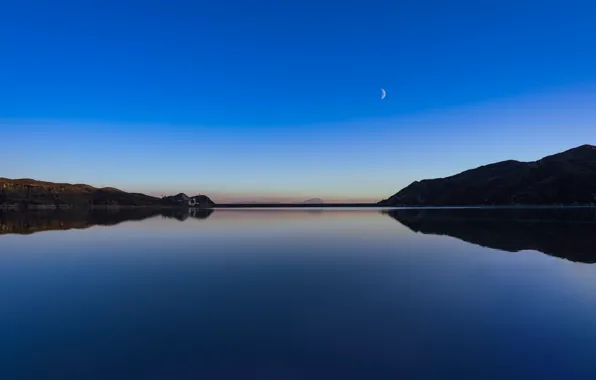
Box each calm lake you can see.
[2,208,596,379]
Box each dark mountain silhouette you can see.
[0,178,214,209]
[384,207,596,263]
[162,193,190,204]
[0,208,213,236]
[379,145,596,206]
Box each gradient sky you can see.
[1,0,596,202]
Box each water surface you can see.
[2,208,596,379]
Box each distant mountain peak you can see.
[303,198,324,204]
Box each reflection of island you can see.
[384,208,596,263]
[0,208,213,235]
[159,208,214,221]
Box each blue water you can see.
[1,208,596,379]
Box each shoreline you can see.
[214,203,596,209]
[4,203,596,211]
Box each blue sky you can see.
[1,0,596,202]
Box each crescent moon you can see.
[381,89,386,100]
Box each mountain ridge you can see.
[0,178,214,209]
[379,145,596,206]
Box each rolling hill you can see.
[0,178,214,208]
[379,145,596,206]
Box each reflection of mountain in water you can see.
[159,208,214,221]
[0,208,213,235]
[384,208,596,263]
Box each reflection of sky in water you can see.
[1,210,596,379]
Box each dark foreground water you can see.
[2,207,596,379]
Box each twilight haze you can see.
[1,1,595,203]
